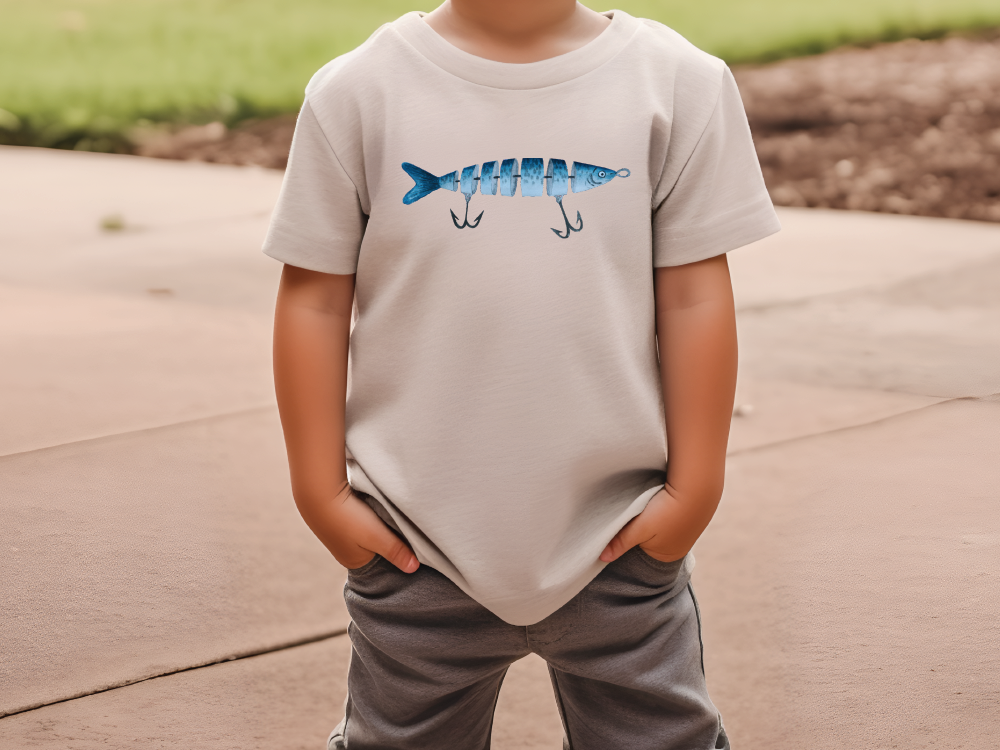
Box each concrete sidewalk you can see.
[1,146,998,749]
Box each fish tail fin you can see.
[401,162,442,204]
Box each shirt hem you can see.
[261,242,359,276]
[653,198,782,267]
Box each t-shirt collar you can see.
[392,9,641,90]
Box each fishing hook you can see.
[451,194,484,229]
[551,195,583,239]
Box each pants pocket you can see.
[599,546,693,601]
[346,553,384,577]
[634,544,687,571]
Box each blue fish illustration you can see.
[401,159,630,238]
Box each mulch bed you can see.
[736,31,1000,222]
[134,115,297,171]
[137,31,1000,223]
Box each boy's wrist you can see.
[644,486,711,558]
[664,462,726,511]
[600,482,721,564]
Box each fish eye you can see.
[598,170,606,178]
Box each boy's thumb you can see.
[377,532,420,574]
[600,524,637,563]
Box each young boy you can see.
[264,1,779,747]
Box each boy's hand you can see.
[302,483,420,573]
[600,255,738,566]
[272,265,419,576]
[600,485,697,564]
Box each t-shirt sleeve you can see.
[651,66,780,268]
[261,99,367,274]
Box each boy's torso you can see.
[265,10,758,626]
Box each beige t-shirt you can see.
[263,9,780,625]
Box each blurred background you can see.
[1,2,998,749]
[3,0,1000,219]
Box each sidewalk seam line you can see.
[726,393,993,457]
[734,247,1000,314]
[0,627,348,720]
[0,404,277,462]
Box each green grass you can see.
[619,0,1000,62]
[2,0,1000,151]
[0,0,417,150]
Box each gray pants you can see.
[329,546,730,750]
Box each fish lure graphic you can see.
[401,159,630,238]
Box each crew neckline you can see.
[392,9,641,90]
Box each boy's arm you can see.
[273,264,419,573]
[601,253,738,563]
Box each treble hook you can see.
[451,194,484,229]
[551,195,583,239]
